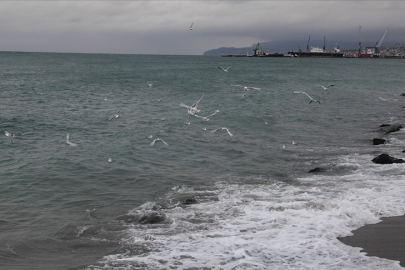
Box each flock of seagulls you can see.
[179,95,232,137]
[3,54,337,159]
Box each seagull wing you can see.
[66,133,71,143]
[208,110,219,117]
[211,128,220,134]
[161,139,169,146]
[150,139,156,146]
[192,95,204,108]
[301,92,314,100]
[180,103,191,109]
[223,128,233,137]
[225,66,232,71]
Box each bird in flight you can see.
[66,133,77,147]
[150,138,169,146]
[189,23,194,30]
[4,131,17,143]
[294,91,321,104]
[234,85,261,91]
[319,84,334,90]
[108,110,120,121]
[218,66,232,72]
[180,95,204,116]
[194,110,220,121]
[211,127,233,137]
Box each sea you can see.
[1,52,405,270]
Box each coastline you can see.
[338,215,405,267]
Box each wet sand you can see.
[338,215,405,267]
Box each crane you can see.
[358,26,362,58]
[374,28,388,57]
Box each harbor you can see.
[221,28,405,58]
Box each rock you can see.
[308,167,324,173]
[139,212,166,224]
[372,154,405,164]
[182,198,198,205]
[373,138,386,145]
[400,93,405,96]
[385,125,403,134]
[380,124,390,127]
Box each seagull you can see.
[234,85,261,91]
[189,23,194,30]
[185,122,191,125]
[108,110,120,121]
[147,83,153,87]
[294,91,320,104]
[218,66,232,72]
[147,134,153,139]
[66,133,77,147]
[319,84,334,90]
[4,131,17,143]
[150,138,169,146]
[194,110,220,121]
[292,141,298,145]
[108,158,113,163]
[180,95,204,116]
[211,127,233,137]
[202,127,207,131]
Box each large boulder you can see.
[373,138,386,145]
[372,154,405,164]
[385,125,403,134]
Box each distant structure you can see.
[359,27,389,58]
[288,35,343,58]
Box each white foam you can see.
[89,155,405,269]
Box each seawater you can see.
[1,52,405,269]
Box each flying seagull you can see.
[180,95,204,116]
[189,23,194,30]
[234,85,261,91]
[319,84,334,90]
[218,66,232,72]
[66,133,77,147]
[194,110,220,121]
[108,110,120,121]
[4,131,17,143]
[294,91,321,104]
[211,127,233,137]
[150,138,169,146]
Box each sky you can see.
[0,1,404,55]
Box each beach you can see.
[339,215,405,267]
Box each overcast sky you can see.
[0,1,404,55]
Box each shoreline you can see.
[338,215,405,267]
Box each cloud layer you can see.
[0,1,403,55]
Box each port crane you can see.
[374,28,388,57]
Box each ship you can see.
[221,43,284,57]
[287,36,344,58]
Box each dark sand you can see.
[338,215,405,267]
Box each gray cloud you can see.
[0,1,403,54]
